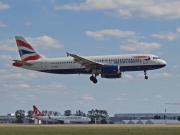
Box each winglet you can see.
[48,115,51,119]
[66,52,70,57]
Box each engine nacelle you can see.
[64,120,71,124]
[101,74,122,78]
[101,65,120,75]
[60,120,71,124]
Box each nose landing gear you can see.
[144,70,148,80]
[90,75,98,84]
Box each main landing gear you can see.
[90,75,98,84]
[144,70,148,80]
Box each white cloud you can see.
[173,66,180,69]
[26,35,63,49]
[35,82,67,95]
[143,98,148,102]
[54,0,180,19]
[151,73,171,78]
[176,28,180,33]
[120,39,161,52]
[51,0,56,4]
[37,84,65,89]
[25,22,32,26]
[76,101,83,104]
[0,70,6,73]
[151,32,178,41]
[76,101,91,107]
[123,74,133,79]
[0,39,17,51]
[48,82,66,89]
[0,2,10,10]
[0,36,63,51]
[0,55,12,60]
[157,52,163,56]
[3,84,30,89]
[7,93,37,102]
[0,73,37,80]
[154,95,163,99]
[0,21,8,27]
[85,29,136,40]
[137,72,171,79]
[85,29,159,52]
[81,94,94,100]
[54,0,149,11]
[151,28,180,41]
[114,97,128,101]
[84,104,91,107]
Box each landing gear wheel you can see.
[144,70,148,80]
[90,76,94,81]
[93,78,98,84]
[145,76,148,79]
[90,75,98,84]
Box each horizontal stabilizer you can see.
[12,60,33,67]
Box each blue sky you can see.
[0,0,180,116]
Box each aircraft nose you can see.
[161,60,167,67]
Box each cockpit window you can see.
[153,57,160,59]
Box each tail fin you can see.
[15,36,41,61]
[33,105,46,116]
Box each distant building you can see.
[146,119,180,124]
[7,114,15,116]
[0,114,32,123]
[120,120,129,124]
[0,115,16,123]
[114,113,180,120]
[136,120,148,124]
[127,120,139,124]
[106,113,180,124]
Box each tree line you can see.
[15,109,108,124]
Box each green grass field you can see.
[0,124,180,135]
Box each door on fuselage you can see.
[41,59,46,69]
[143,59,148,64]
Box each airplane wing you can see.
[48,115,70,124]
[66,52,104,71]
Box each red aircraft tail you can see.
[33,105,46,116]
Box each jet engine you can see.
[64,120,71,124]
[101,65,121,78]
[59,120,71,124]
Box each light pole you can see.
[165,109,166,124]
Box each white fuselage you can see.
[13,36,167,82]
[20,54,166,75]
[35,115,91,123]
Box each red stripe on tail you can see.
[33,105,46,116]
[16,39,34,50]
[22,55,41,62]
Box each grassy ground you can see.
[0,124,180,135]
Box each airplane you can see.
[13,36,166,84]
[33,105,91,124]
